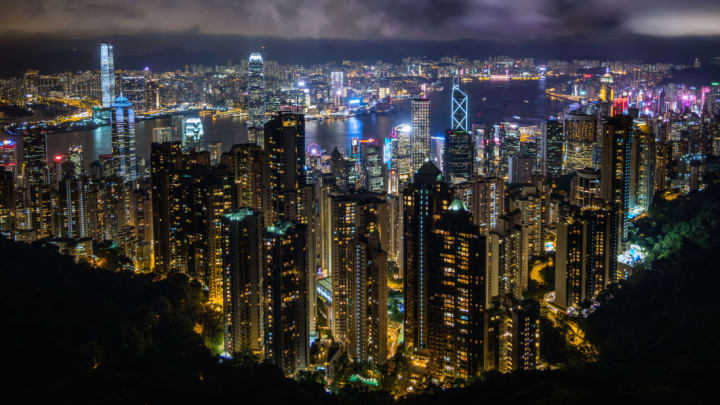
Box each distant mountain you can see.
[1,32,720,76]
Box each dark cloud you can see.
[0,0,718,39]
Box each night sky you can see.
[1,0,720,74]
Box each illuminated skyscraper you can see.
[182,117,205,152]
[444,129,474,182]
[484,296,540,373]
[223,144,269,224]
[393,124,413,185]
[488,211,528,305]
[111,95,137,183]
[100,42,115,108]
[563,113,598,173]
[330,192,388,364]
[454,176,504,232]
[427,199,486,381]
[265,112,306,224]
[571,168,601,208]
[630,119,655,213]
[263,221,309,375]
[555,202,619,309]
[221,209,264,355]
[451,77,468,132]
[600,115,633,245]
[403,161,452,350]
[540,118,563,177]
[411,98,430,173]
[248,53,266,147]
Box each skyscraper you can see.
[182,117,205,152]
[540,118,563,177]
[484,296,540,373]
[555,202,619,309]
[427,199,486,381]
[563,113,598,173]
[263,221,309,375]
[600,115,633,245]
[111,95,137,183]
[451,78,468,132]
[265,112,306,224]
[100,42,115,108]
[411,98,430,174]
[444,129,474,182]
[248,53,266,147]
[404,161,452,350]
[330,192,388,364]
[454,176,505,233]
[221,209,264,355]
[488,211,528,305]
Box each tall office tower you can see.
[111,95,137,184]
[411,98,431,173]
[654,141,672,193]
[247,53,266,147]
[182,117,205,152]
[22,132,47,184]
[599,70,614,103]
[403,162,452,351]
[451,78,468,132]
[100,42,115,108]
[265,113,305,224]
[427,200,486,382]
[571,168,601,208]
[330,192,388,364]
[329,147,348,190]
[361,139,385,193]
[509,186,544,258]
[484,296,540,373]
[555,202,619,309]
[540,118,563,177]
[263,221,309,375]
[508,155,533,184]
[444,129,474,183]
[59,176,89,239]
[221,209,264,355]
[630,120,655,213]
[394,124,413,186]
[488,211,528,305]
[563,113,598,173]
[600,115,633,245]
[223,144,269,222]
[0,171,15,231]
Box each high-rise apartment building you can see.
[263,221,309,375]
[221,209,264,355]
[427,199,486,381]
[403,161,452,350]
[555,202,619,309]
[330,192,388,364]
[265,113,306,224]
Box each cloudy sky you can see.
[2,0,720,40]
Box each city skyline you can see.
[2,2,720,400]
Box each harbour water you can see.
[5,78,567,169]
